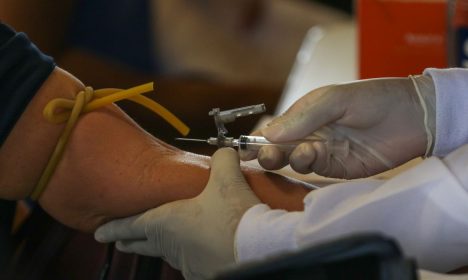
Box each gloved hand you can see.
[240,75,436,178]
[94,148,261,280]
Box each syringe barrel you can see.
[238,135,305,151]
[238,135,350,157]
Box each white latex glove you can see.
[241,76,436,179]
[94,148,261,280]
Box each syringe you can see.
[176,135,349,155]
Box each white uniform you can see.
[235,68,468,278]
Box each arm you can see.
[93,144,468,278]
[236,144,468,273]
[0,66,311,232]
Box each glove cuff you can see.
[409,75,436,157]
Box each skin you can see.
[0,68,311,232]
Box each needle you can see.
[175,138,207,143]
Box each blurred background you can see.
[0,0,351,147]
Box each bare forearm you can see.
[39,108,310,231]
[0,67,309,232]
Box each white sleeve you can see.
[235,144,468,273]
[423,68,468,156]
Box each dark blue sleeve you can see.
[0,23,55,146]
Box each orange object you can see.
[358,0,448,79]
[453,0,468,27]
